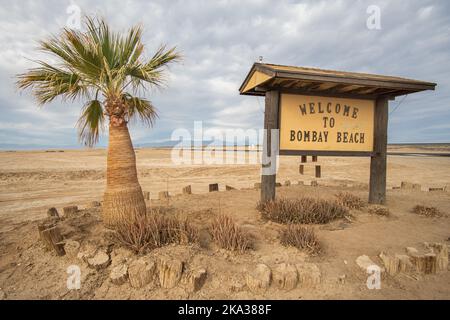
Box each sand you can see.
[0,145,449,300]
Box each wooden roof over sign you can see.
[239,63,436,99]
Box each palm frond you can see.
[123,93,158,126]
[77,99,104,147]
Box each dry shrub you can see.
[412,205,445,218]
[368,205,390,217]
[210,215,252,252]
[257,197,348,225]
[280,225,321,255]
[335,192,365,210]
[112,209,199,254]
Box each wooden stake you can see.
[315,165,321,178]
[301,155,307,163]
[299,165,304,175]
[38,223,65,256]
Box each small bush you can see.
[335,192,365,210]
[257,198,348,224]
[210,215,252,252]
[112,209,199,254]
[280,225,321,255]
[368,205,390,217]
[412,205,445,218]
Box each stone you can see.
[47,207,59,219]
[226,185,236,191]
[158,256,184,289]
[310,181,318,187]
[272,263,298,290]
[296,263,321,288]
[182,186,192,195]
[128,258,156,288]
[159,191,170,200]
[355,255,383,273]
[87,249,111,270]
[63,206,78,217]
[110,263,129,286]
[246,263,271,293]
[64,240,80,259]
[183,268,207,293]
[284,180,291,187]
[254,183,261,189]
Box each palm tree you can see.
[17,17,181,227]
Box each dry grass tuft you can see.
[280,225,321,255]
[257,197,348,225]
[210,215,252,252]
[368,205,390,217]
[335,192,365,210]
[112,208,199,254]
[412,205,445,218]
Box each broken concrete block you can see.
[110,263,129,286]
[272,263,298,290]
[183,268,207,293]
[128,258,156,288]
[296,263,321,288]
[158,256,184,289]
[246,263,271,293]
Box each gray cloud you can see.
[0,0,449,149]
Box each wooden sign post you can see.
[239,63,436,204]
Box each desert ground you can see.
[0,145,449,300]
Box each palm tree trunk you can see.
[102,122,146,227]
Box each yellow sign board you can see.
[279,94,375,152]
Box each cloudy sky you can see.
[0,0,449,149]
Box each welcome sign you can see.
[279,94,375,153]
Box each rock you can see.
[226,185,236,191]
[128,258,156,288]
[355,255,383,273]
[90,201,101,208]
[47,207,59,219]
[425,243,448,272]
[272,263,298,290]
[159,191,170,200]
[183,268,207,293]
[254,183,261,190]
[110,263,129,285]
[64,240,80,258]
[284,180,291,187]
[296,263,321,288]
[310,181,318,187]
[246,263,271,293]
[158,256,184,289]
[182,186,192,195]
[87,249,111,270]
[63,206,78,217]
